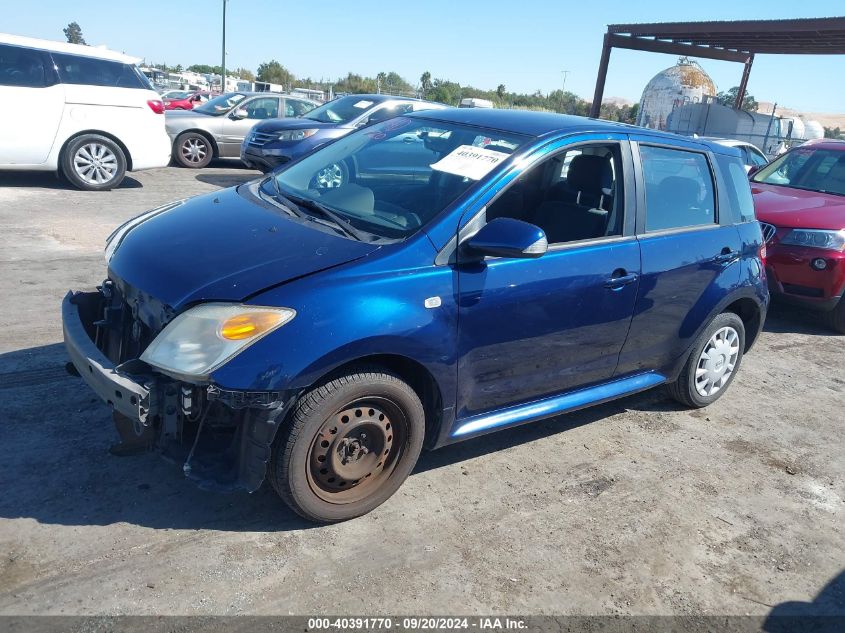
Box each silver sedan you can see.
[165,92,317,168]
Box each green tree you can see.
[236,67,255,81]
[716,86,758,112]
[824,126,842,139]
[63,22,86,45]
[187,64,222,75]
[496,84,506,100]
[257,60,293,87]
[420,71,432,97]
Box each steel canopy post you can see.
[734,54,754,110]
[221,0,227,93]
[591,34,612,119]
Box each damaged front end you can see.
[62,281,295,493]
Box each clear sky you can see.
[3,0,844,112]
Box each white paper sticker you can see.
[430,145,509,180]
[353,100,374,109]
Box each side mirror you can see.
[464,217,548,260]
[231,108,248,119]
[747,165,761,178]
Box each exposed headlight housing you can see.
[277,128,319,141]
[140,304,296,381]
[780,229,845,251]
[104,200,184,263]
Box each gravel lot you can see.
[0,164,842,616]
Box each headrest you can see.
[567,155,610,194]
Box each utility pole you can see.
[221,0,227,93]
[560,70,570,112]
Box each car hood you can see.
[252,118,342,133]
[751,182,845,230]
[108,186,379,309]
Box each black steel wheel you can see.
[269,367,425,523]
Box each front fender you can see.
[208,236,458,410]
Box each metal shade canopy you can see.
[590,17,845,117]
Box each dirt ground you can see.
[0,164,842,616]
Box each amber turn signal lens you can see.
[219,312,285,340]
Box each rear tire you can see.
[821,296,845,334]
[174,132,213,168]
[61,134,127,191]
[269,367,425,523]
[667,312,746,408]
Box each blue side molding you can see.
[451,372,666,438]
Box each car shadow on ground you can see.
[763,302,839,337]
[0,342,682,532]
[0,172,142,190]
[193,166,260,189]
[763,569,845,632]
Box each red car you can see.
[162,90,210,111]
[750,139,845,332]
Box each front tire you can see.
[61,134,127,191]
[269,367,425,523]
[174,132,213,168]
[667,312,745,408]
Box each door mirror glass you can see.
[231,108,248,119]
[464,217,548,259]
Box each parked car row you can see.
[2,32,842,338]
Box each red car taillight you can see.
[147,100,165,114]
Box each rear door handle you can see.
[604,270,639,289]
[713,248,740,265]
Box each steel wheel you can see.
[694,326,740,397]
[73,142,119,185]
[180,137,208,165]
[313,162,345,189]
[306,398,405,503]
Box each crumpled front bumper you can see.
[62,290,156,425]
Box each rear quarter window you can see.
[0,43,55,88]
[715,153,756,223]
[51,52,149,89]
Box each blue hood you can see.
[108,186,379,309]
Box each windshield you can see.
[193,92,248,116]
[303,95,381,124]
[272,116,530,239]
[163,90,191,100]
[752,146,845,197]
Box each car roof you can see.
[0,32,141,64]
[798,138,845,151]
[330,93,445,107]
[409,108,731,152]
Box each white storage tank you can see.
[804,120,825,140]
[636,57,717,130]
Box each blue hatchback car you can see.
[63,108,768,522]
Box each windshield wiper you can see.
[260,177,306,219]
[284,191,371,242]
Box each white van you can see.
[0,34,171,190]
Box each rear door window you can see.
[51,52,148,89]
[639,145,716,232]
[0,44,54,87]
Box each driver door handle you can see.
[604,270,639,290]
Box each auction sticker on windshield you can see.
[354,100,374,109]
[430,145,509,180]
